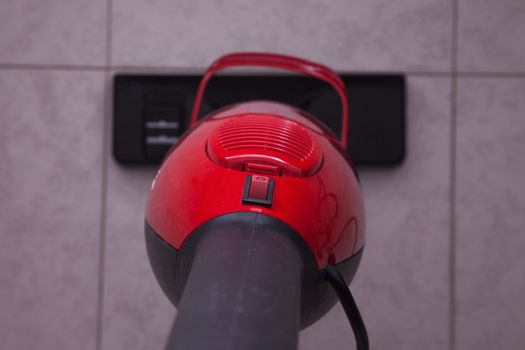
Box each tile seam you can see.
[449,0,459,349]
[95,0,113,349]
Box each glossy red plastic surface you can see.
[145,101,365,269]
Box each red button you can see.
[248,175,270,200]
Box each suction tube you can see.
[165,213,304,350]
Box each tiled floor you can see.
[112,0,452,71]
[0,0,106,66]
[455,77,525,349]
[1,1,524,350]
[457,0,525,72]
[101,162,173,350]
[0,70,105,350]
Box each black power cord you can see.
[325,265,369,350]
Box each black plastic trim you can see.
[145,212,364,329]
[115,74,405,166]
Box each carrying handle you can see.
[190,52,349,149]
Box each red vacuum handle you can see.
[190,52,350,149]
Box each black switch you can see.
[242,175,274,208]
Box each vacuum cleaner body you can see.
[145,53,366,328]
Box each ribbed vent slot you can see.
[217,118,315,161]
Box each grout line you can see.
[403,71,455,77]
[105,0,113,68]
[95,1,113,350]
[449,0,459,349]
[449,69,458,350]
[108,66,457,77]
[108,65,206,73]
[455,71,525,78]
[107,66,522,76]
[95,73,110,350]
[1,62,525,78]
[105,67,525,77]
[0,63,106,71]
[106,68,525,77]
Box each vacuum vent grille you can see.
[207,114,322,177]
[218,118,314,160]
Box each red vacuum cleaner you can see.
[145,52,368,350]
